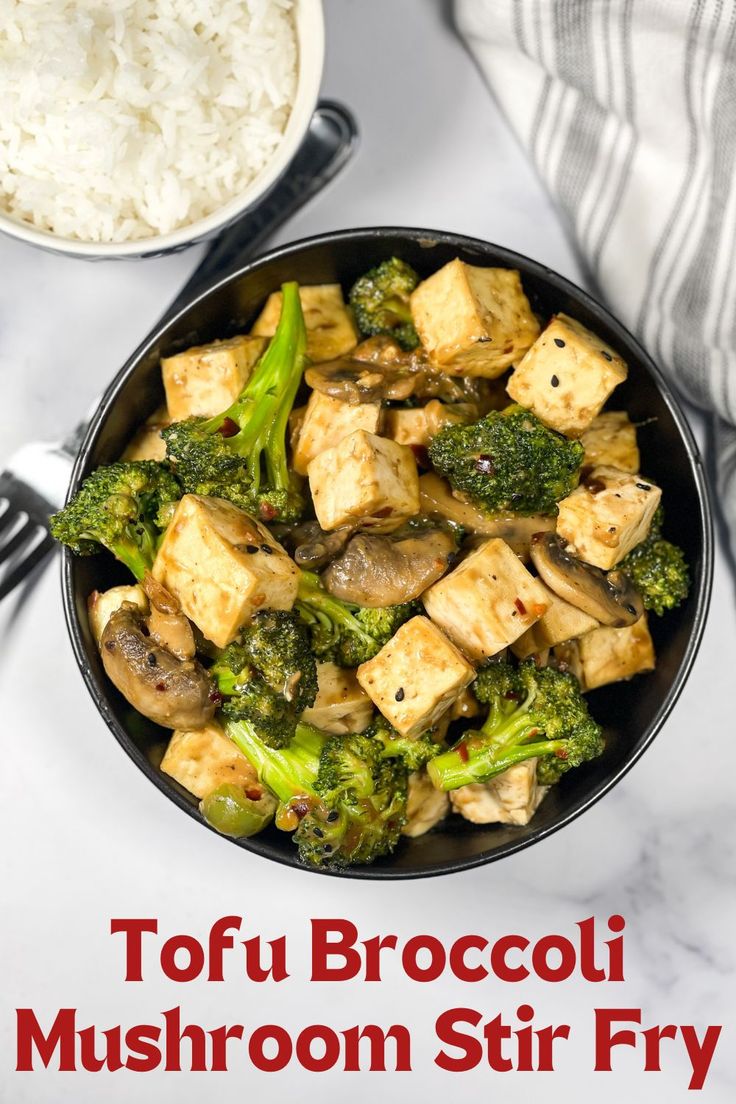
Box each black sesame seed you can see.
[395,687,405,702]
[260,543,273,554]
[554,337,566,348]
[147,653,157,667]
[550,374,560,388]
[636,482,651,491]
[601,350,613,361]
[245,544,259,554]
[625,604,637,615]
[609,526,617,533]
[323,844,333,853]
[326,810,339,822]
[313,826,324,838]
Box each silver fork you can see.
[0,99,358,603]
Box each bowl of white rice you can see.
[0,0,324,257]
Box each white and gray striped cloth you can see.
[456,0,736,547]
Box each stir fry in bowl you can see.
[52,258,689,870]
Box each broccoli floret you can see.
[295,569,417,667]
[349,257,420,350]
[226,720,407,867]
[427,660,604,791]
[49,460,180,581]
[619,512,689,616]
[428,405,583,516]
[210,611,317,748]
[162,282,308,523]
[365,714,445,771]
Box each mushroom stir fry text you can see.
[52,261,690,868]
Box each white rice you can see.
[0,0,298,242]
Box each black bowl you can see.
[61,227,713,878]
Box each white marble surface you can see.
[1,2,734,1101]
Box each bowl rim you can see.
[61,226,714,879]
[0,0,325,259]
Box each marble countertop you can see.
[1,2,734,1101]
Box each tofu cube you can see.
[557,465,662,569]
[161,720,260,799]
[356,616,475,738]
[161,336,266,421]
[87,584,148,645]
[410,259,539,378]
[292,391,382,476]
[300,662,374,734]
[577,616,656,690]
[308,429,419,532]
[152,494,299,648]
[422,538,550,662]
[251,283,358,363]
[122,405,170,462]
[402,771,450,838]
[506,313,627,436]
[450,760,548,826]
[511,581,598,659]
[384,400,467,452]
[580,411,640,473]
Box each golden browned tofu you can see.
[412,258,538,379]
[161,720,262,799]
[422,538,549,662]
[402,770,450,837]
[251,284,358,363]
[580,411,640,473]
[410,259,539,377]
[308,429,420,532]
[418,472,554,559]
[450,760,547,826]
[557,466,662,569]
[152,494,299,648]
[122,405,171,462]
[87,584,148,645]
[384,400,467,451]
[161,336,266,421]
[300,662,374,734]
[506,314,627,436]
[357,616,475,738]
[511,581,598,659]
[292,391,382,476]
[577,616,656,690]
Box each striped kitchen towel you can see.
[455,0,736,547]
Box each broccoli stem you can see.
[226,718,325,804]
[110,527,159,581]
[296,570,377,650]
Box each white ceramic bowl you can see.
[0,0,324,259]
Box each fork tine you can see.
[0,502,17,537]
[0,534,55,600]
[0,517,36,565]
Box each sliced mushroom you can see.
[142,573,196,660]
[322,527,456,607]
[530,532,644,627]
[285,520,354,570]
[100,604,216,729]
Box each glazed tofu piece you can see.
[511,581,598,659]
[450,760,547,826]
[402,771,450,838]
[251,283,358,363]
[384,400,468,451]
[410,259,540,378]
[418,472,555,559]
[422,538,549,662]
[161,336,266,421]
[557,466,662,569]
[580,411,640,473]
[506,314,627,436]
[87,584,148,645]
[357,616,475,738]
[161,720,261,799]
[308,429,420,532]
[122,405,170,462]
[152,494,299,648]
[292,392,382,476]
[577,616,656,691]
[300,662,374,734]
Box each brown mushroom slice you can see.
[142,572,196,660]
[100,604,216,729]
[289,521,355,570]
[529,532,643,627]
[322,528,456,607]
[419,472,555,560]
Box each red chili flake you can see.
[531,603,547,617]
[474,453,495,475]
[457,743,469,763]
[245,787,263,801]
[291,799,311,821]
[555,748,569,759]
[259,501,278,521]
[217,417,239,438]
[155,682,166,692]
[209,689,223,705]
[514,597,527,615]
[504,691,521,701]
